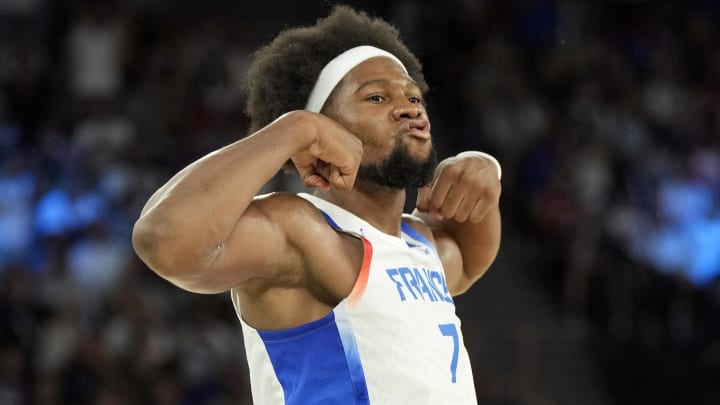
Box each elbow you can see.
[132,218,166,274]
[132,217,223,293]
[451,263,493,297]
[464,246,500,286]
[132,217,186,279]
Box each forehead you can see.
[341,57,416,89]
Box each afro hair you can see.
[243,5,428,133]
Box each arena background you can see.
[1,0,719,404]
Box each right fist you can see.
[289,112,363,190]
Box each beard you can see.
[357,143,438,189]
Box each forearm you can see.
[133,111,315,272]
[451,206,501,280]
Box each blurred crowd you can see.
[1,0,719,404]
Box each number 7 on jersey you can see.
[438,323,459,383]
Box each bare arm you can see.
[414,153,502,295]
[413,207,501,295]
[132,111,362,293]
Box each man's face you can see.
[323,57,437,189]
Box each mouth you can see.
[400,119,431,140]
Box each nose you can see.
[392,100,423,121]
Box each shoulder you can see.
[251,192,345,253]
[251,192,325,223]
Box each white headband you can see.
[305,45,408,113]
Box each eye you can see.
[367,94,385,103]
[409,96,423,105]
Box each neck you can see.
[314,181,407,236]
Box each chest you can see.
[351,231,452,310]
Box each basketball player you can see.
[132,6,501,404]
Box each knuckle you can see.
[442,163,463,178]
[469,210,483,223]
[429,197,444,210]
[456,211,469,222]
[440,204,454,216]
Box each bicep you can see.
[166,196,300,294]
[404,215,471,296]
[432,229,472,296]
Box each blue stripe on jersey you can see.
[401,221,436,253]
[334,304,370,403]
[320,211,342,231]
[257,310,370,405]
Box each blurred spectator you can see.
[0,154,35,269]
[65,3,126,102]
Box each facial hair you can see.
[357,143,438,189]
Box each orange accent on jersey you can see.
[348,237,373,308]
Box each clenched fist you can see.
[288,112,364,191]
[416,152,501,223]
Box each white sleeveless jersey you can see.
[231,193,477,404]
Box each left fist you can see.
[416,152,501,223]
